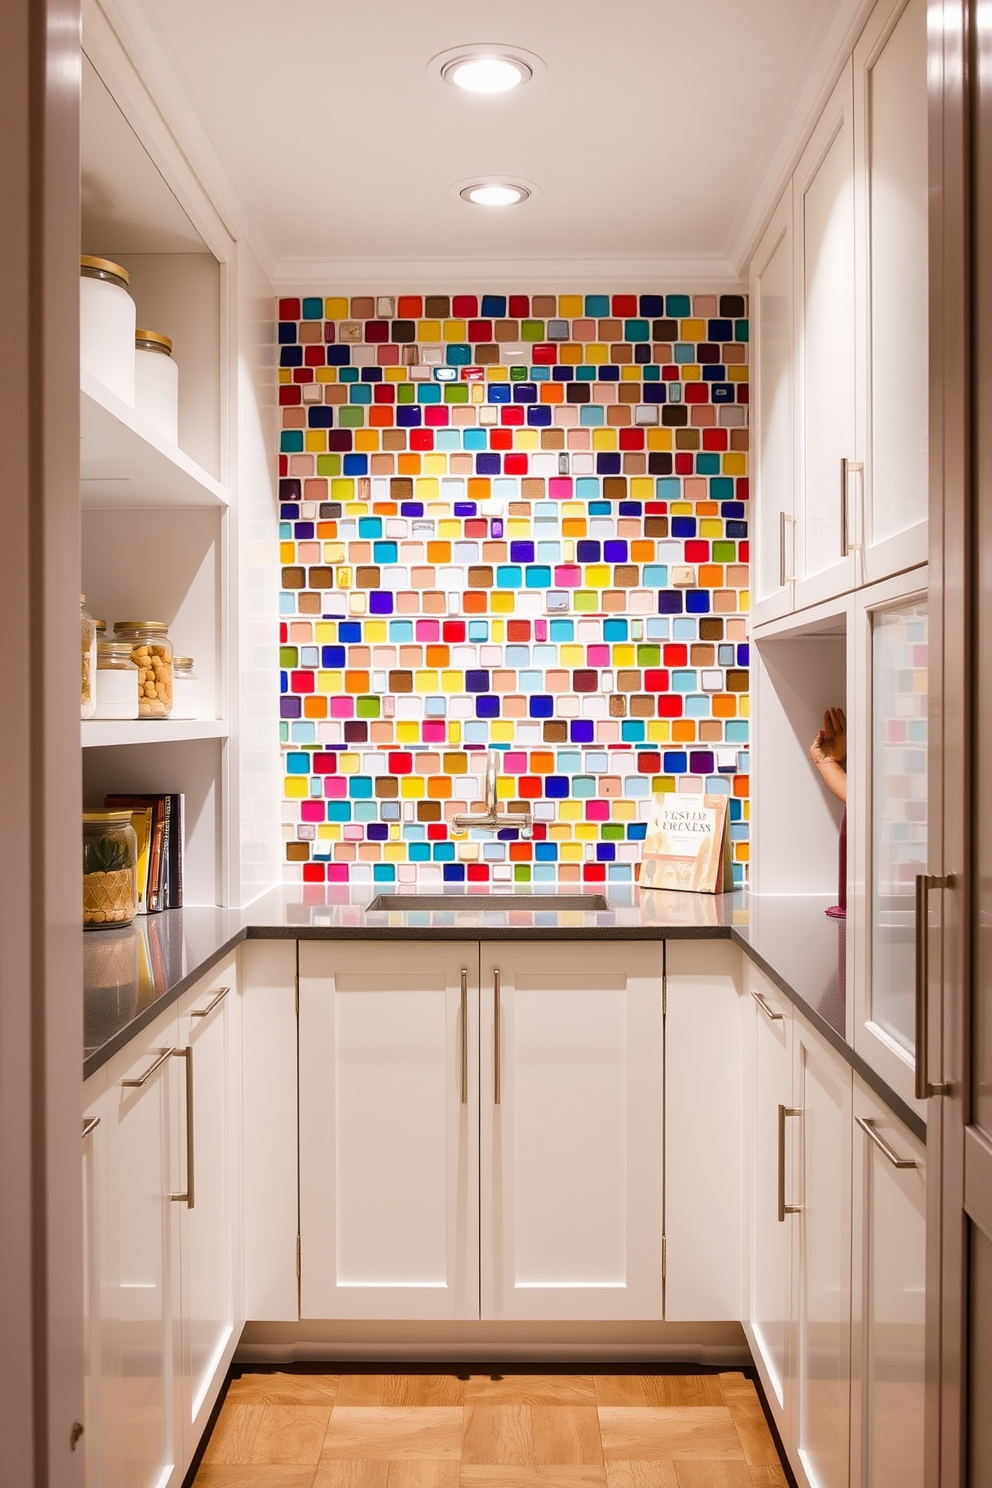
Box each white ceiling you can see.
[91,0,874,289]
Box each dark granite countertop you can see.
[82,885,922,1141]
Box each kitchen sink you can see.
[366,892,611,913]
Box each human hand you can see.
[810,707,847,766]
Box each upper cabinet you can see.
[750,0,928,627]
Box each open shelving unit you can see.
[79,27,281,910]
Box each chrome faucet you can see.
[452,750,533,838]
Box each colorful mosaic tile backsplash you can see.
[278,291,750,887]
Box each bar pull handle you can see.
[460,968,468,1105]
[779,512,797,586]
[777,1104,801,1222]
[121,1046,175,1089]
[81,1116,100,1139]
[170,1047,195,1208]
[841,458,864,556]
[751,989,784,1022]
[855,1115,918,1169]
[493,969,501,1106]
[915,872,954,1098]
[190,985,229,1019]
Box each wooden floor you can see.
[192,1371,790,1488]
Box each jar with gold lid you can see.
[80,255,136,405]
[134,328,179,444]
[112,620,173,719]
[82,810,138,929]
[80,594,96,719]
[94,642,140,720]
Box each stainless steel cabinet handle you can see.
[841,458,864,556]
[493,969,501,1106]
[170,1047,195,1208]
[81,1116,100,1139]
[751,989,784,1022]
[777,1104,801,1222]
[121,1046,175,1088]
[190,985,229,1019]
[460,968,468,1105]
[779,512,797,586]
[915,872,954,1098]
[855,1115,918,1169]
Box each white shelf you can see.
[80,372,228,509]
[82,719,230,748]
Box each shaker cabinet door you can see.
[850,1079,927,1488]
[479,941,664,1321]
[298,941,479,1321]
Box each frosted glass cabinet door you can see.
[854,576,928,1108]
[850,1081,926,1488]
[856,0,929,583]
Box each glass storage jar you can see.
[112,620,174,719]
[93,641,140,720]
[82,810,138,929]
[171,656,200,720]
[134,328,179,444]
[79,256,136,405]
[80,594,96,719]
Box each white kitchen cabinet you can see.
[82,1074,109,1488]
[854,0,929,584]
[479,941,664,1322]
[751,188,796,623]
[664,939,745,1322]
[298,941,480,1321]
[793,60,859,612]
[298,939,664,1324]
[175,956,241,1464]
[850,1078,927,1488]
[793,1017,854,1488]
[87,959,242,1488]
[750,0,928,624]
[745,962,796,1436]
[101,999,183,1488]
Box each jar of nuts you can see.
[112,620,174,718]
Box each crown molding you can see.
[272,256,746,297]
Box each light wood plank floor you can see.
[192,1372,789,1488]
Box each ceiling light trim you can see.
[450,175,539,208]
[430,43,546,93]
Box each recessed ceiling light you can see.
[460,183,531,207]
[430,44,545,95]
[442,53,532,94]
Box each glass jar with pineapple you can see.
[112,619,173,718]
[82,811,138,929]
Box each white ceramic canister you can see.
[170,657,200,720]
[134,328,179,444]
[93,642,140,720]
[80,256,136,405]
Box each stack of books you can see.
[103,793,184,913]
